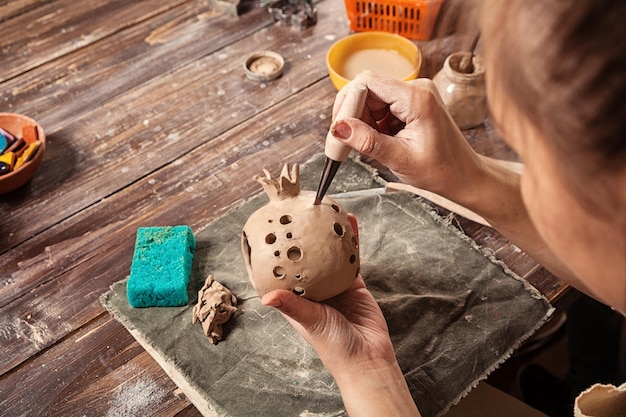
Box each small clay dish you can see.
[244,50,285,82]
[0,113,46,194]
[327,31,421,90]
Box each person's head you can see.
[480,0,626,312]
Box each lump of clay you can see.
[242,164,359,301]
[192,275,238,344]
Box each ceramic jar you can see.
[432,51,487,130]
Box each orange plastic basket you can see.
[344,0,444,40]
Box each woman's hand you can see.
[261,215,421,416]
[261,277,420,416]
[261,274,395,377]
[331,71,483,204]
[334,72,578,287]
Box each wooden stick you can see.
[386,159,524,227]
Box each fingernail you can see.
[331,120,352,140]
[261,295,282,308]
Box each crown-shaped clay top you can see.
[254,163,301,200]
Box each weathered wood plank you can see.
[0,314,192,416]
[0,1,568,416]
[0,0,53,23]
[0,0,564,417]
[0,79,335,375]
[0,73,560,378]
[0,0,190,83]
[0,0,272,132]
[1,0,347,268]
[176,405,204,417]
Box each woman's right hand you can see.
[335,73,580,287]
[331,71,484,203]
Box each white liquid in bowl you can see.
[340,49,415,80]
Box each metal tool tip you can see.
[314,158,341,206]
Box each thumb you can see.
[261,290,327,334]
[330,118,397,165]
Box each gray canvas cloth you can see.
[102,153,553,417]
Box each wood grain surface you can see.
[0,0,572,415]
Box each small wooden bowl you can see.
[0,113,46,194]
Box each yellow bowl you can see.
[327,32,421,90]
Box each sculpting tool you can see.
[458,32,481,74]
[314,81,368,205]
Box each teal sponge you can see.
[127,225,196,308]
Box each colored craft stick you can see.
[22,124,38,143]
[5,137,25,154]
[14,141,40,170]
[0,151,15,169]
[0,133,7,153]
[0,127,15,142]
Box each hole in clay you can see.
[280,215,293,225]
[265,233,277,244]
[333,223,344,237]
[352,235,358,246]
[331,204,340,213]
[268,219,273,223]
[273,266,286,279]
[287,246,303,261]
[286,232,293,239]
[350,254,356,264]
[295,273,302,280]
[274,250,280,257]
[292,287,305,296]
[242,232,252,265]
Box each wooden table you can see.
[0,1,571,415]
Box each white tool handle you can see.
[324,82,368,162]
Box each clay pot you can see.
[433,51,488,130]
[242,164,360,302]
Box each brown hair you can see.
[481,0,626,176]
